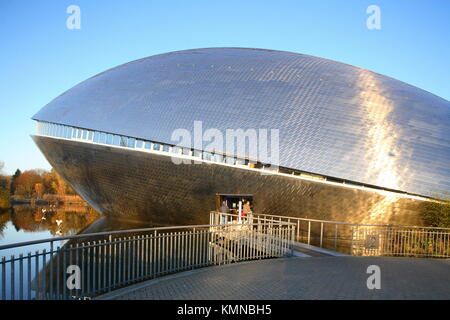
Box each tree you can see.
[48,169,76,195]
[14,170,42,198]
[52,174,66,195]
[10,169,21,195]
[421,198,450,228]
[0,187,10,210]
[0,175,10,191]
[0,161,10,191]
[34,183,45,198]
[5,167,78,199]
[42,170,56,194]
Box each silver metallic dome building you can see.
[32,48,450,225]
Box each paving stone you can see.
[100,257,450,300]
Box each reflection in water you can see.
[0,205,101,245]
[0,205,101,300]
[0,206,164,300]
[0,212,9,239]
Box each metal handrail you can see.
[251,212,450,230]
[220,211,450,258]
[0,221,292,251]
[210,211,295,225]
[1,218,295,300]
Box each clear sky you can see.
[0,0,449,175]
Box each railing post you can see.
[2,256,6,300]
[19,254,23,300]
[27,252,31,300]
[334,224,338,251]
[49,242,53,299]
[350,226,354,255]
[291,226,295,257]
[320,223,324,248]
[308,221,311,245]
[42,250,46,300]
[108,235,112,291]
[10,255,14,300]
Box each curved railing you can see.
[212,211,450,258]
[0,220,295,300]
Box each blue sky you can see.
[0,0,449,174]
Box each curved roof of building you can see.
[33,48,450,197]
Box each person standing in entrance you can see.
[243,200,252,221]
[219,200,230,224]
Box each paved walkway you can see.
[99,256,450,300]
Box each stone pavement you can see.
[98,256,450,300]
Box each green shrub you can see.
[420,199,450,228]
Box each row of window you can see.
[36,121,249,166]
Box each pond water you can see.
[0,205,159,254]
[0,205,100,246]
[0,205,160,299]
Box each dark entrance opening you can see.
[216,194,254,215]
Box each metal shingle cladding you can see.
[32,48,450,197]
